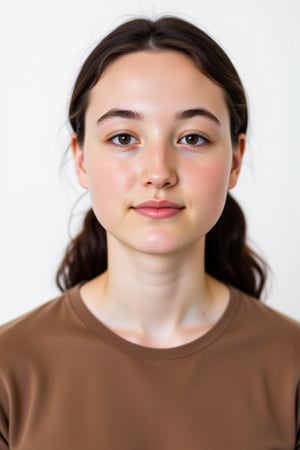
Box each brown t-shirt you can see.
[0,285,299,449]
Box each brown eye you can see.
[111,133,137,146]
[179,134,207,146]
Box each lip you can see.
[132,200,184,219]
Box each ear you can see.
[71,134,88,189]
[228,133,246,190]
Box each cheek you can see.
[191,157,231,197]
[85,160,134,224]
[186,157,231,223]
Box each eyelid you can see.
[108,132,140,147]
[177,132,209,147]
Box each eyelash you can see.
[108,132,209,148]
[178,133,208,147]
[110,133,139,146]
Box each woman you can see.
[0,16,299,449]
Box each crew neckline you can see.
[68,283,241,360]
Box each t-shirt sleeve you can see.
[0,433,8,450]
[0,404,8,449]
[295,331,300,449]
[0,360,9,448]
[296,381,300,449]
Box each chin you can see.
[130,231,204,256]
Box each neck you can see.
[82,236,229,345]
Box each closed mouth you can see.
[133,200,184,209]
[132,200,184,219]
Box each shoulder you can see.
[0,287,79,357]
[232,286,300,348]
[235,287,300,327]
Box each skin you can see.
[72,50,245,348]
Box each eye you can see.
[110,133,138,146]
[178,134,207,147]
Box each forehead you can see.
[87,50,229,123]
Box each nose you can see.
[140,143,178,189]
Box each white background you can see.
[0,0,299,324]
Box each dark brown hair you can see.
[56,16,267,298]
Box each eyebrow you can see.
[175,108,220,125]
[96,108,221,125]
[97,109,143,124]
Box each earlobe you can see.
[71,134,89,190]
[228,133,246,190]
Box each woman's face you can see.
[73,50,245,255]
